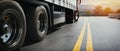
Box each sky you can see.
[80,0,120,11]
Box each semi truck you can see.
[0,0,81,51]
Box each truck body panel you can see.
[44,0,76,10]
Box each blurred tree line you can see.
[93,5,120,16]
[116,9,120,13]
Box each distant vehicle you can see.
[109,13,120,19]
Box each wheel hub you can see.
[0,16,12,43]
[37,14,45,33]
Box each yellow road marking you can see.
[72,19,86,51]
[86,19,93,51]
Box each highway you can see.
[20,16,120,51]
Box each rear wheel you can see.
[0,1,26,51]
[26,5,48,42]
[65,9,74,24]
[74,11,79,22]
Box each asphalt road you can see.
[20,16,120,51]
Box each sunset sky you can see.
[80,0,120,11]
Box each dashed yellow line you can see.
[86,19,93,51]
[72,19,86,51]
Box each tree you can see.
[116,9,120,13]
[102,7,112,16]
[93,5,103,15]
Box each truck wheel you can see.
[74,11,79,22]
[0,1,26,51]
[26,6,48,42]
[65,9,74,24]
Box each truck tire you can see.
[26,6,48,42]
[74,11,79,22]
[0,1,26,51]
[65,9,74,24]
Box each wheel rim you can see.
[0,22,12,43]
[37,12,47,34]
[36,7,48,35]
[0,9,22,47]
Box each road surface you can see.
[20,16,120,51]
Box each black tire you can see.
[65,9,74,24]
[0,1,26,51]
[74,11,79,22]
[26,5,48,42]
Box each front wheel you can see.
[0,1,26,51]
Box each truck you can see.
[0,0,81,51]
